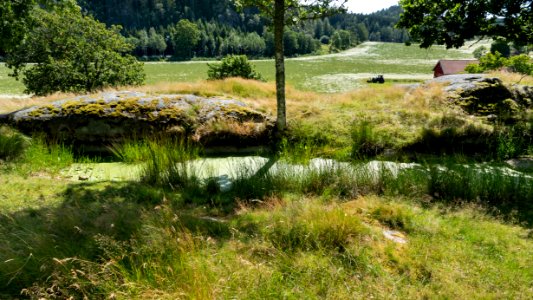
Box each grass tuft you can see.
[0,126,29,161]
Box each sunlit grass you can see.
[2,174,532,299]
[3,74,525,159]
[0,42,475,95]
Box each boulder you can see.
[427,74,532,121]
[0,91,274,151]
[506,157,533,173]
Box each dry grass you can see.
[488,70,533,85]
[1,72,526,158]
[0,77,479,158]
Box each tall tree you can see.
[171,19,200,60]
[235,0,346,132]
[397,0,532,48]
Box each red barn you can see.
[433,60,478,78]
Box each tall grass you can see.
[140,138,200,187]
[137,140,533,222]
[0,126,28,161]
[2,159,533,298]
[0,128,74,174]
[109,139,153,163]
[19,137,74,174]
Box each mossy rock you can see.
[0,92,274,151]
[429,75,531,122]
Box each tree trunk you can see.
[274,0,286,132]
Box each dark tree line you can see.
[72,1,409,60]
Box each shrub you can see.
[207,55,264,81]
[490,40,511,57]
[473,45,488,59]
[465,51,507,73]
[507,54,533,77]
[466,52,532,79]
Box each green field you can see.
[0,42,473,95]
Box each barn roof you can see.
[434,60,478,75]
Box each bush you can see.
[473,45,488,59]
[490,40,511,57]
[507,54,533,76]
[207,55,264,81]
[465,51,507,73]
[465,52,532,79]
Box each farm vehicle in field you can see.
[367,75,385,84]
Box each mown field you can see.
[1,41,533,299]
[0,42,474,95]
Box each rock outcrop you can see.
[428,74,532,121]
[0,92,274,150]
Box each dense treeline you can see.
[75,1,409,60]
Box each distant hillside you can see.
[75,2,409,59]
[77,0,239,29]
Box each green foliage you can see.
[472,46,488,59]
[140,138,201,190]
[490,40,511,58]
[465,51,507,73]
[398,0,532,48]
[6,5,145,96]
[330,30,355,52]
[0,126,29,161]
[0,1,35,52]
[21,137,74,174]
[507,54,533,76]
[207,55,264,81]
[171,19,200,60]
[495,122,533,160]
[466,52,532,78]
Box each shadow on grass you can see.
[0,180,232,298]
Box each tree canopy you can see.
[0,0,65,53]
[397,0,533,48]
[7,4,145,95]
[170,19,201,60]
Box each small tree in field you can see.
[207,55,264,81]
[7,4,145,96]
[171,19,201,60]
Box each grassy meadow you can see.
[1,41,533,298]
[0,42,474,95]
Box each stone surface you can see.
[506,157,533,172]
[427,74,532,120]
[0,91,274,150]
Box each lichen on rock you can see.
[0,91,274,151]
[428,74,532,122]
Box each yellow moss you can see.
[27,104,61,117]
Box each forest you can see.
[76,0,409,59]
